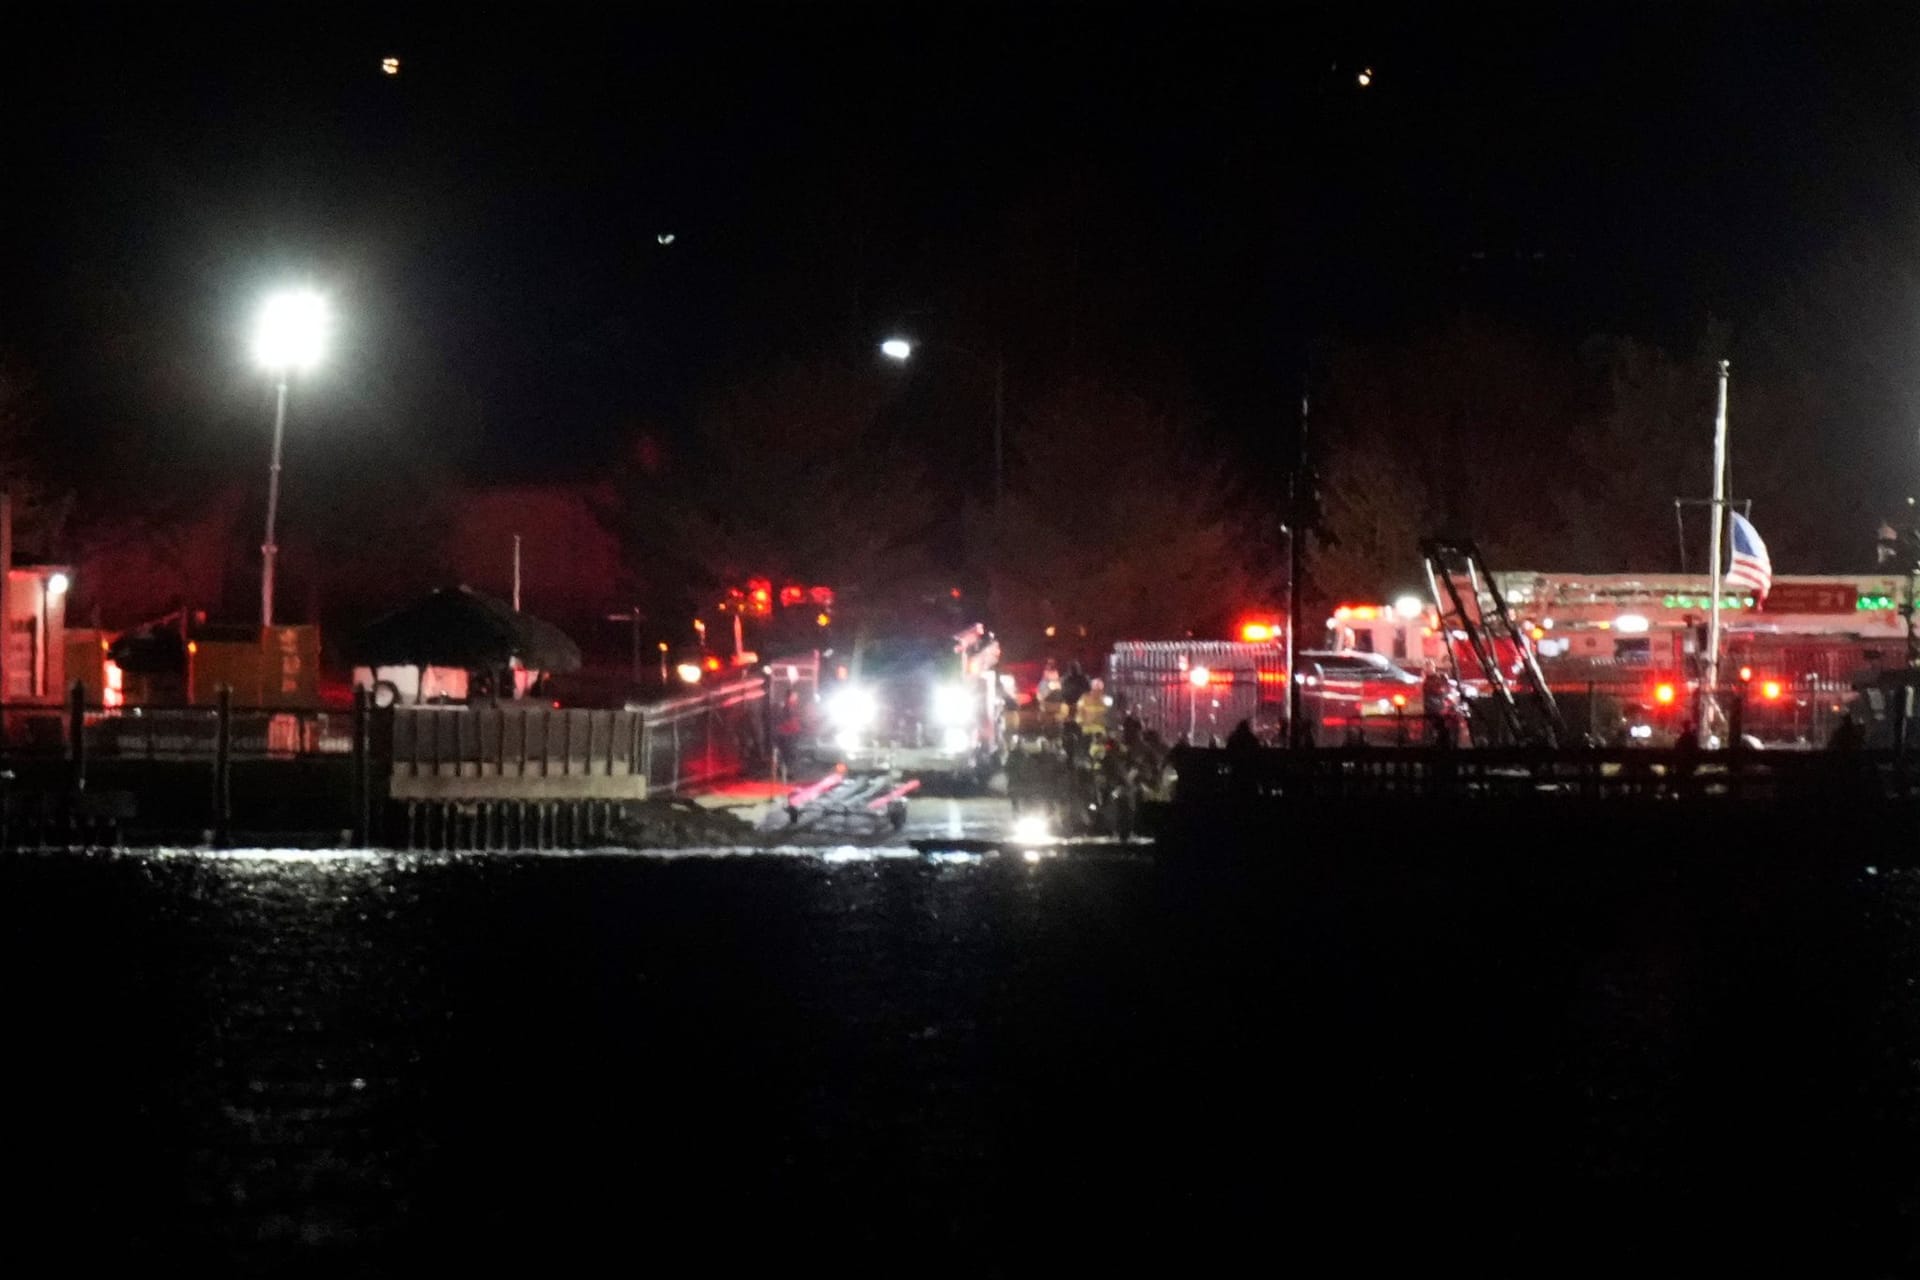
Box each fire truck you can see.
[1487,571,1910,744]
[813,623,1004,785]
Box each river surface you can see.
[6,839,1920,1274]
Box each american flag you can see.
[1724,511,1772,601]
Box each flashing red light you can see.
[779,585,805,608]
[1240,621,1275,643]
[1761,680,1783,701]
[950,587,962,599]
[1334,606,1351,620]
[1391,693,1408,708]
[1352,605,1377,621]
[809,585,835,606]
[703,655,723,672]
[1654,682,1676,705]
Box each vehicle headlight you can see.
[931,682,974,727]
[827,685,878,731]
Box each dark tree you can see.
[966,378,1270,653]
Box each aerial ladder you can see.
[1420,538,1567,747]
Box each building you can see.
[5,564,73,703]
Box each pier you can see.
[0,676,770,850]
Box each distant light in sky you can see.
[381,56,400,75]
[1356,67,1373,87]
[657,233,675,245]
[880,337,913,360]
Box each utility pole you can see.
[512,534,522,612]
[1287,388,1309,748]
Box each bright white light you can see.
[657,233,675,245]
[834,729,861,753]
[1013,813,1050,844]
[1357,67,1373,87]
[931,682,973,727]
[880,338,914,361]
[46,573,68,596]
[1187,665,1211,688]
[1613,613,1650,634]
[381,56,400,75]
[252,288,330,374]
[941,726,972,753]
[1393,594,1423,620]
[676,662,702,684]
[827,684,878,730]
[1022,848,1043,864]
[1629,724,1653,740]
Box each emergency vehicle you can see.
[1489,571,1910,744]
[814,624,1003,785]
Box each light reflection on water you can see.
[9,842,1915,1271]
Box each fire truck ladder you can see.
[1420,538,1567,748]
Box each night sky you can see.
[5,6,1920,499]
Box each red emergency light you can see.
[1761,680,1783,701]
[1239,621,1277,643]
[1654,682,1676,705]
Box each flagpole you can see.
[1704,359,1730,745]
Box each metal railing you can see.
[0,700,356,761]
[633,677,768,793]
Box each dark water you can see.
[6,841,1920,1274]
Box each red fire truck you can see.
[1488,571,1909,744]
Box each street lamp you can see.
[251,288,329,630]
[879,335,1006,506]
